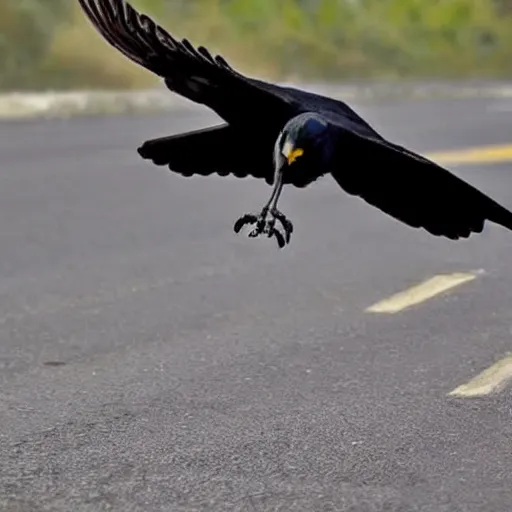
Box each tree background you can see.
[2,0,512,91]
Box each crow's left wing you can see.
[328,123,512,239]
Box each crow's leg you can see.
[233,173,293,248]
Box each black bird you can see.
[78,0,512,248]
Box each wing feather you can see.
[137,124,275,184]
[77,0,297,127]
[329,127,512,239]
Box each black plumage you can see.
[77,0,512,247]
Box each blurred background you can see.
[3,0,512,92]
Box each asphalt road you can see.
[1,97,512,512]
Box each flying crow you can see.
[77,0,512,248]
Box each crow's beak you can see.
[287,148,304,165]
[282,140,304,165]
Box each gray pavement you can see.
[1,97,512,511]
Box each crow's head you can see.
[274,112,330,173]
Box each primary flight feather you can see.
[77,0,512,247]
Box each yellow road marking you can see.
[425,143,512,165]
[365,272,479,314]
[448,354,512,397]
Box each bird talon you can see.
[270,209,293,243]
[271,228,286,248]
[234,208,292,248]
[265,219,276,237]
[234,213,258,233]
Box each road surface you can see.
[1,96,512,511]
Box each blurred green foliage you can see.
[0,0,70,89]
[1,0,512,91]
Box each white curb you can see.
[1,82,512,120]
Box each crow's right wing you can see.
[138,123,275,184]
[77,0,301,128]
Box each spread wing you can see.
[76,0,298,128]
[137,123,275,184]
[329,125,512,239]
[77,1,403,145]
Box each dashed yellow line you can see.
[448,354,512,397]
[365,272,479,314]
[425,143,512,165]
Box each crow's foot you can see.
[233,208,293,248]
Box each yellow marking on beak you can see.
[287,148,304,165]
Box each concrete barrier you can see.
[1,81,512,120]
